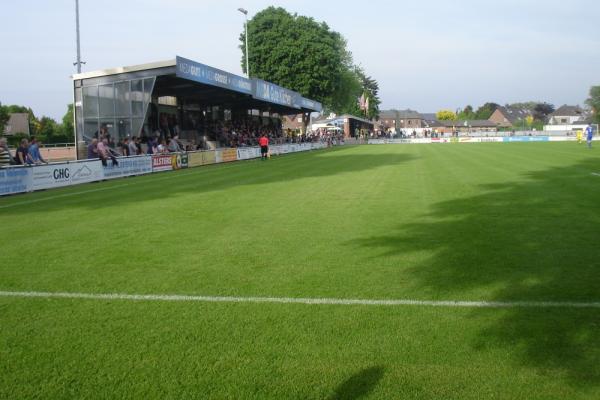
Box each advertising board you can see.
[31,160,104,190]
[0,167,31,195]
[221,148,238,163]
[102,156,152,179]
[502,136,549,142]
[176,56,252,95]
[188,151,216,167]
[152,154,174,172]
[237,147,261,160]
[170,153,188,170]
[0,141,324,196]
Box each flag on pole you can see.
[358,94,365,110]
[365,96,370,116]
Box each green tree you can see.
[436,110,457,121]
[61,104,74,140]
[240,7,378,126]
[533,103,555,122]
[457,105,475,120]
[355,67,381,119]
[474,103,499,120]
[508,102,538,112]
[328,68,362,116]
[525,115,534,127]
[241,8,349,104]
[585,86,600,123]
[0,102,9,134]
[37,116,58,142]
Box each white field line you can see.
[592,172,600,177]
[0,291,599,309]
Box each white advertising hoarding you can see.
[0,167,32,195]
[31,160,104,190]
[103,156,153,179]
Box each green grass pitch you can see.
[1,143,599,399]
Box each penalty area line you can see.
[0,291,599,309]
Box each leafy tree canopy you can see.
[1,102,73,143]
[457,105,475,121]
[474,103,499,120]
[436,110,457,121]
[585,86,600,124]
[0,102,9,134]
[240,7,380,118]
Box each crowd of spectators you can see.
[376,129,450,139]
[1,115,350,168]
[0,136,48,167]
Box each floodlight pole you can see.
[238,8,250,77]
[74,0,85,73]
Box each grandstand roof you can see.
[72,56,322,114]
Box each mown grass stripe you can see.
[1,291,599,309]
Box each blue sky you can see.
[1,0,599,120]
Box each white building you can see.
[544,105,593,133]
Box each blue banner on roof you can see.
[252,79,301,109]
[176,56,252,95]
[299,97,322,112]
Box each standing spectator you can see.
[121,138,130,157]
[0,138,14,166]
[259,133,269,160]
[87,138,99,159]
[135,136,142,155]
[15,138,29,165]
[27,137,48,165]
[146,137,157,155]
[129,136,138,156]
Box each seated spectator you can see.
[0,138,14,166]
[157,139,167,154]
[87,138,99,159]
[168,135,182,153]
[97,137,118,167]
[27,137,48,165]
[14,138,29,165]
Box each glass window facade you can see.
[75,77,155,159]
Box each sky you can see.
[1,0,599,120]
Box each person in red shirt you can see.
[259,134,269,160]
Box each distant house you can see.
[489,106,532,128]
[436,120,499,134]
[548,105,587,125]
[421,113,443,129]
[282,114,305,132]
[379,110,398,131]
[544,105,593,132]
[3,113,30,136]
[379,109,424,132]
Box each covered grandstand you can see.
[72,56,322,159]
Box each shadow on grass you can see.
[328,366,384,400]
[0,147,417,216]
[347,157,600,386]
